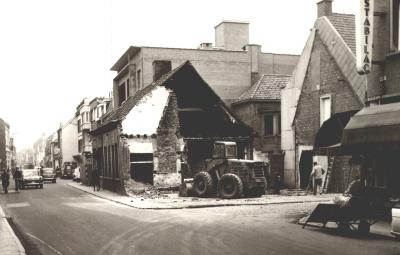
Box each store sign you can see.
[356,0,374,74]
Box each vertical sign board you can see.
[356,0,374,74]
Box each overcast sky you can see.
[0,0,356,150]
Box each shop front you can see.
[341,102,400,198]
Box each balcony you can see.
[82,122,91,131]
[83,144,92,153]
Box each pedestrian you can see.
[14,168,22,192]
[1,169,10,194]
[309,162,325,195]
[91,169,100,191]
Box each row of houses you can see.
[26,0,400,199]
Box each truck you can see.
[61,162,76,179]
[190,141,266,199]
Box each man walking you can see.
[310,162,325,195]
[14,168,22,192]
[1,169,10,194]
[91,169,100,191]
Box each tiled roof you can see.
[98,61,188,128]
[314,16,366,104]
[233,74,290,104]
[328,13,356,54]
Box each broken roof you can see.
[232,74,291,105]
[94,61,252,137]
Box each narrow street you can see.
[0,179,398,255]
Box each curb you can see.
[0,205,26,255]
[66,183,332,210]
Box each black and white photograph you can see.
[1,0,400,254]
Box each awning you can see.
[314,110,358,155]
[341,103,400,151]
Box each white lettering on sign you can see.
[356,0,374,75]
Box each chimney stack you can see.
[215,20,249,51]
[317,0,333,18]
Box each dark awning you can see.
[341,103,400,152]
[314,110,358,155]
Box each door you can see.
[299,150,313,189]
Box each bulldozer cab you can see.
[212,141,237,159]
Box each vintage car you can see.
[42,168,56,183]
[20,169,43,189]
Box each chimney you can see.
[317,0,333,18]
[215,20,249,51]
[153,60,172,82]
[198,42,213,50]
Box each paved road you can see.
[0,179,399,255]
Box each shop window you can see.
[263,113,280,136]
[320,95,331,126]
[391,0,400,51]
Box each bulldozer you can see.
[190,141,266,199]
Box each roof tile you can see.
[233,74,291,104]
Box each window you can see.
[126,79,130,98]
[137,70,141,89]
[85,112,89,123]
[78,139,83,153]
[320,95,332,126]
[114,144,119,178]
[391,0,400,51]
[77,119,81,132]
[118,82,126,106]
[103,146,107,177]
[263,113,280,136]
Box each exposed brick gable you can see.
[295,34,363,146]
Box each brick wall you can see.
[295,34,363,146]
[233,101,281,154]
[328,156,361,193]
[113,47,299,107]
[154,93,181,188]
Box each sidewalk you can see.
[0,196,26,255]
[67,182,337,209]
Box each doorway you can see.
[130,153,154,185]
[299,150,313,189]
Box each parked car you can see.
[73,167,80,182]
[20,169,43,189]
[42,168,56,183]
[392,202,400,239]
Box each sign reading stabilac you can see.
[356,0,374,75]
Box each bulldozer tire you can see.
[218,173,243,199]
[193,171,214,197]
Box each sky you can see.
[0,0,357,151]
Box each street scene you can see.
[1,0,400,254]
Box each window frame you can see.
[262,112,280,137]
[320,94,332,126]
[390,0,400,51]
